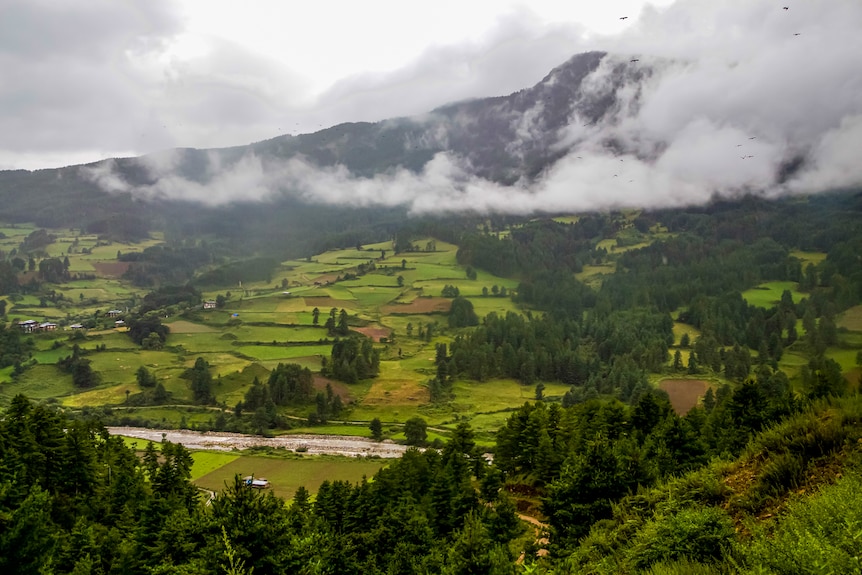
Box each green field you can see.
[194,454,389,499]
[742,281,806,309]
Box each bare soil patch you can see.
[353,325,391,342]
[313,375,353,403]
[92,261,130,278]
[381,297,452,315]
[659,379,710,415]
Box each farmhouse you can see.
[114,320,125,327]
[17,319,38,332]
[203,300,217,309]
[69,323,84,330]
[39,322,57,331]
[107,309,123,318]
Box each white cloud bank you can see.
[82,0,862,215]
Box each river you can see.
[107,426,412,458]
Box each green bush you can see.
[626,507,736,570]
[644,558,731,575]
[741,473,862,574]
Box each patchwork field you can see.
[4,220,860,461]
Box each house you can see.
[39,322,57,331]
[114,320,125,327]
[203,300,217,310]
[107,309,123,318]
[17,319,38,332]
[69,324,84,330]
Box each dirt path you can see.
[108,427,413,458]
[516,513,550,564]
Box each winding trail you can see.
[108,427,413,458]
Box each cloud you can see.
[307,9,588,126]
[73,0,862,215]
[0,1,181,162]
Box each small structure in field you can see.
[17,319,38,332]
[203,300,217,310]
[107,309,123,318]
[114,320,125,328]
[243,476,270,489]
[39,322,57,331]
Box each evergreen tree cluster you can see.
[0,397,523,574]
[322,336,381,383]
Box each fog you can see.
[83,0,862,215]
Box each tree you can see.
[370,417,383,441]
[338,308,350,335]
[397,275,405,287]
[136,366,157,388]
[448,297,479,328]
[188,357,214,404]
[312,307,320,325]
[404,417,427,446]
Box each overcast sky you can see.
[0,0,674,170]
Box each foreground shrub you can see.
[740,472,862,574]
[626,506,736,570]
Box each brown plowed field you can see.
[92,261,130,277]
[381,297,452,314]
[353,325,391,342]
[659,379,710,415]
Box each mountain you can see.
[0,51,647,236]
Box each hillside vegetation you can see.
[0,191,861,573]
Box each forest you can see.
[0,190,861,573]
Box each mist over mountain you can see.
[3,1,862,222]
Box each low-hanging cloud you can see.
[84,0,862,215]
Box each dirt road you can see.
[108,427,413,458]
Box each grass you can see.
[0,365,74,402]
[194,454,389,499]
[673,322,701,346]
[190,451,241,481]
[235,344,332,361]
[741,281,806,309]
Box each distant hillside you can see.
[0,51,644,249]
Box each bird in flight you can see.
[630,59,639,62]
[783,6,789,10]
[794,33,801,36]
[749,137,757,140]
[620,16,628,20]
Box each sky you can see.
[0,0,672,170]
[3,0,862,215]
